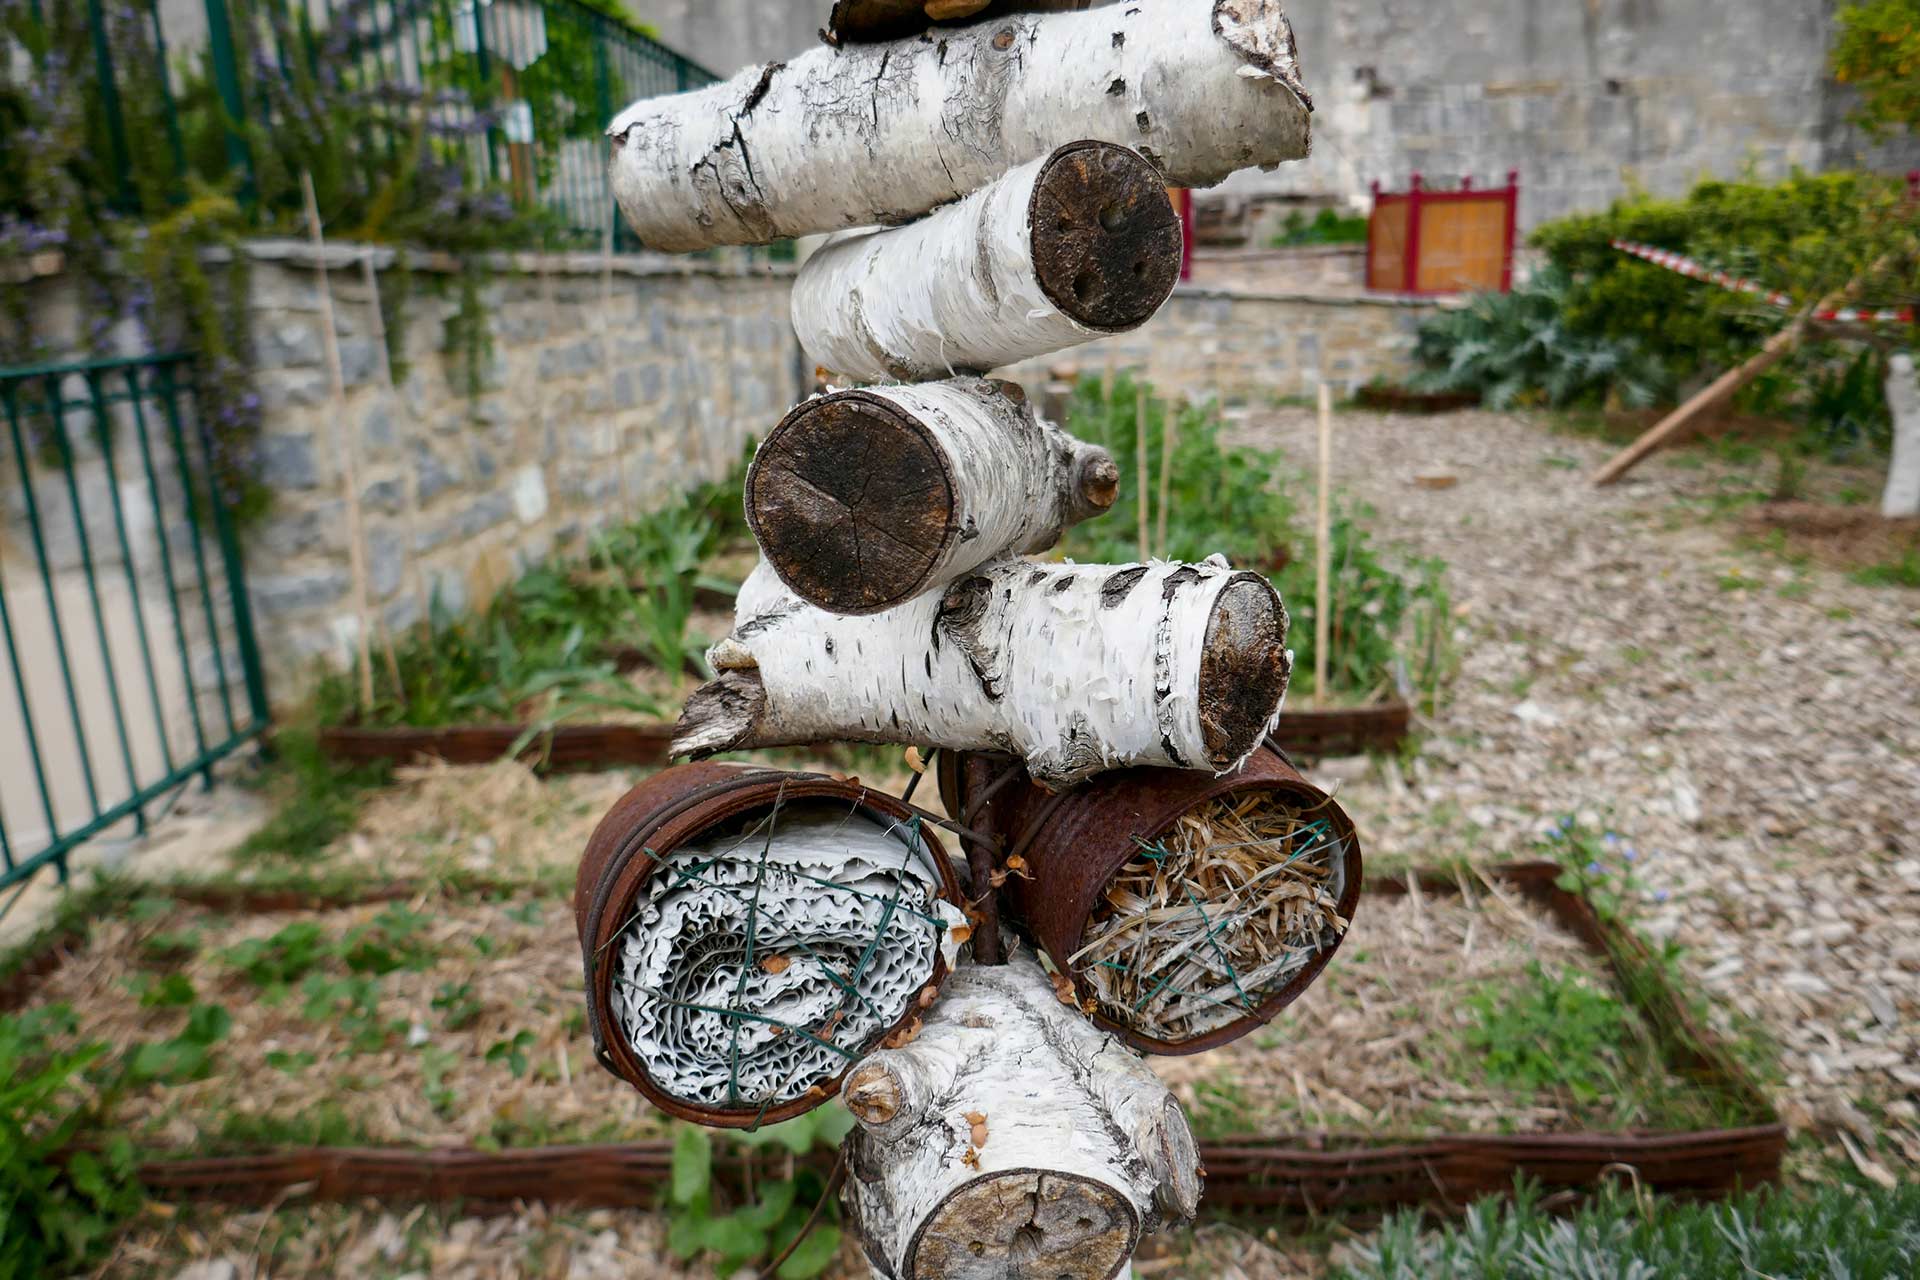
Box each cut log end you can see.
[910,1170,1137,1280]
[1197,574,1291,767]
[828,0,1091,44]
[747,394,958,616]
[1030,141,1183,333]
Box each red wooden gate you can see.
[1366,171,1519,295]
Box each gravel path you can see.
[1236,407,1920,1183]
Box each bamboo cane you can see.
[1314,381,1333,708]
[1135,384,1151,562]
[1155,394,1178,557]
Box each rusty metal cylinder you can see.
[576,762,964,1127]
[941,744,1362,1055]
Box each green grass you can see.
[1333,1180,1920,1279]
[228,728,389,864]
[1852,547,1920,589]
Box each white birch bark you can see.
[841,953,1200,1280]
[790,143,1179,382]
[745,378,1119,615]
[607,0,1311,252]
[674,556,1292,787]
[1883,351,1920,518]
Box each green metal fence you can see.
[0,354,270,895]
[80,0,717,248]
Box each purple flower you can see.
[1586,861,1602,875]
[1622,848,1638,863]
[1654,889,1670,902]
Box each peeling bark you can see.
[675,556,1291,787]
[745,377,1119,615]
[608,0,1312,252]
[793,142,1181,382]
[843,953,1200,1279]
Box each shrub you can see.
[1526,170,1917,448]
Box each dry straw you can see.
[1071,791,1350,1041]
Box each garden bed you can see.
[5,863,1778,1224]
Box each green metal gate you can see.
[0,353,270,895]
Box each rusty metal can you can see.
[576,762,964,1127]
[941,744,1362,1055]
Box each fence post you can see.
[1403,172,1423,295]
[1501,169,1520,293]
[202,0,256,205]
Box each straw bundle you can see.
[1071,792,1351,1041]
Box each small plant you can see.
[1853,547,1920,589]
[339,904,437,976]
[221,920,329,989]
[485,1030,536,1078]
[665,1107,855,1279]
[126,1003,232,1085]
[432,981,484,1032]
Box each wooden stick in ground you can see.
[302,172,374,710]
[1592,262,1890,486]
[1314,381,1333,708]
[1155,393,1179,557]
[1136,384,1150,562]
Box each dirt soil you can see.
[1234,406,1920,1187]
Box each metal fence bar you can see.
[151,365,240,740]
[85,369,178,780]
[40,372,148,835]
[0,355,270,891]
[123,367,216,786]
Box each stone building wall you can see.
[236,244,802,693]
[996,286,1443,408]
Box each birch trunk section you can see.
[1883,351,1920,518]
[745,377,1119,615]
[792,142,1181,382]
[841,953,1200,1280]
[674,556,1292,788]
[607,0,1311,252]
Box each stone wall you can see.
[1,243,802,705]
[236,243,801,694]
[996,286,1443,407]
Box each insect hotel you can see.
[574,2,1362,1275]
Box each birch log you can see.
[1883,351,1920,518]
[746,377,1119,615]
[792,141,1181,381]
[841,953,1201,1280]
[674,556,1292,787]
[827,0,1091,45]
[607,0,1311,252]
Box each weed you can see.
[485,1030,536,1078]
[0,1007,145,1275]
[229,727,389,863]
[432,981,483,1032]
[220,921,329,989]
[1460,961,1641,1112]
[1852,547,1920,588]
[125,1003,232,1085]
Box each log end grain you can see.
[746,393,958,615]
[909,1170,1137,1280]
[1030,141,1184,333]
[1197,574,1291,768]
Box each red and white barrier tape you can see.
[1609,239,1914,325]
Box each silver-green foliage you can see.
[1411,266,1671,412]
[1337,1181,1920,1280]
